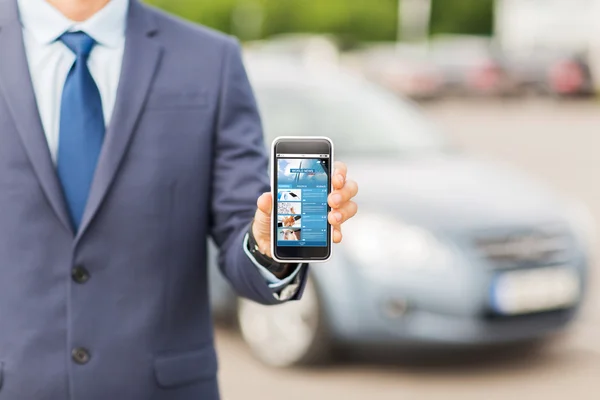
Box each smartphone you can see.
[271,137,333,263]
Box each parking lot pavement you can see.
[216,98,600,400]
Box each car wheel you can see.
[237,276,330,367]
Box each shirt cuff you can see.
[272,273,302,301]
[242,233,303,289]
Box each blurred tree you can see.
[430,0,494,36]
[145,0,494,41]
[147,0,239,34]
[146,0,398,41]
[262,0,399,41]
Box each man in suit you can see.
[0,0,359,398]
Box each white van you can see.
[495,0,600,92]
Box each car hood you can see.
[348,153,568,233]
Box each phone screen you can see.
[273,139,332,261]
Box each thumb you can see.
[253,193,273,256]
[256,192,272,216]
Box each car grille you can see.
[475,229,571,268]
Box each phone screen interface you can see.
[276,154,330,247]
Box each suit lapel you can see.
[0,1,74,235]
[75,1,163,241]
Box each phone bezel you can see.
[270,136,333,263]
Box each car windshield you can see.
[253,76,448,156]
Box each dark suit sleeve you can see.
[209,38,307,306]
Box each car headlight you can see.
[342,213,454,280]
[565,201,596,255]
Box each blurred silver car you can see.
[209,59,593,367]
[429,35,515,96]
[344,43,444,100]
[503,48,595,97]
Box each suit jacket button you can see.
[72,266,90,284]
[72,348,91,365]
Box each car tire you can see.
[237,275,331,368]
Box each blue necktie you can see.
[57,32,105,230]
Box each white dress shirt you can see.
[19,0,128,164]
[18,0,300,297]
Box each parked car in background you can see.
[429,35,516,96]
[547,55,595,97]
[343,43,444,100]
[209,58,593,368]
[503,48,595,97]
[245,33,340,69]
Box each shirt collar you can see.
[17,0,129,48]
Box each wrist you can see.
[247,223,292,278]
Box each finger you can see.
[332,161,348,190]
[333,227,343,244]
[328,201,358,226]
[328,179,359,208]
[256,192,272,216]
[334,161,348,178]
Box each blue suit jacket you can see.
[0,0,306,398]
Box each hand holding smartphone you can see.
[271,137,333,263]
